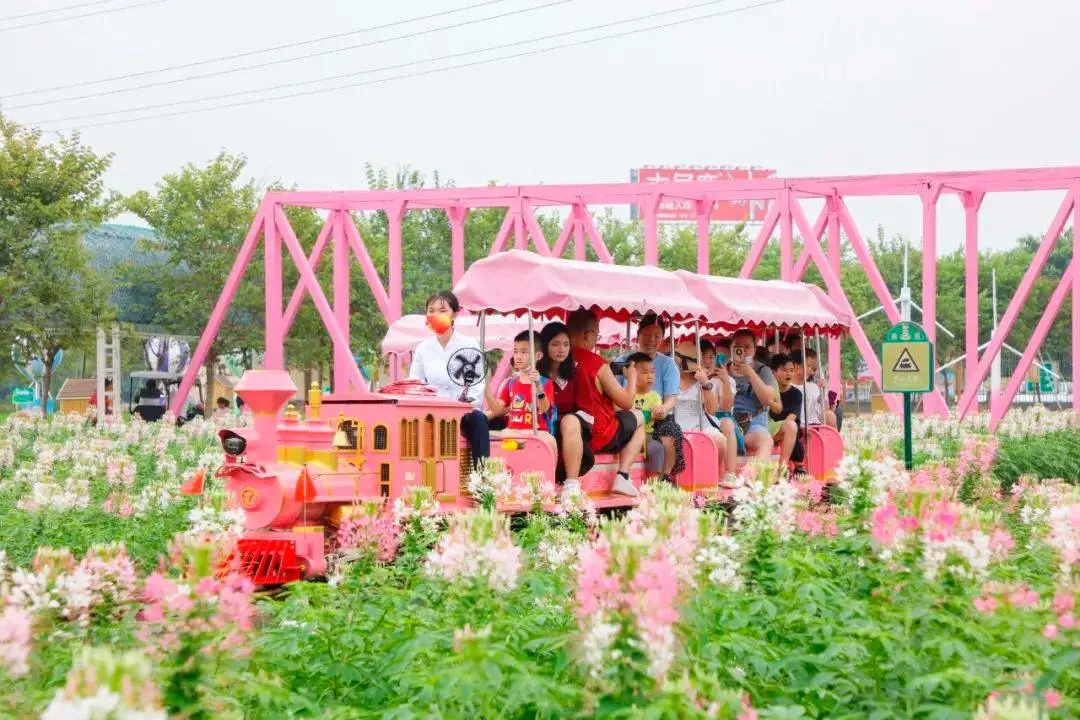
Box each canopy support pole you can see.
[528,314,537,435]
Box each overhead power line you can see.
[7,0,567,110]
[0,0,172,32]
[30,0,737,125]
[0,0,133,21]
[4,0,517,99]
[37,0,788,130]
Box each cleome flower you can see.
[426,510,522,592]
[574,483,705,687]
[0,606,32,678]
[465,456,514,510]
[335,500,402,565]
[731,461,798,541]
[41,646,166,720]
[393,484,442,537]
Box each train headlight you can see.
[221,431,247,457]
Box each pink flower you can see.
[989,530,1015,553]
[1042,624,1059,639]
[336,513,402,564]
[1006,588,1039,609]
[1045,688,1061,709]
[193,577,218,599]
[973,596,998,614]
[1058,613,1075,629]
[140,604,164,622]
[1053,591,1075,614]
[0,607,32,677]
[118,502,133,518]
[102,499,114,514]
[576,546,619,618]
[871,503,901,545]
[143,573,171,602]
[166,594,194,615]
[739,693,758,720]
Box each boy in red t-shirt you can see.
[558,308,644,500]
[89,378,113,417]
[485,331,554,432]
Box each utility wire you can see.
[0,0,171,32]
[8,0,565,109]
[38,0,788,130]
[4,0,516,99]
[1,0,135,21]
[29,0,732,124]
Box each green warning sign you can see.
[10,388,34,404]
[881,321,934,393]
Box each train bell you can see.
[332,428,349,448]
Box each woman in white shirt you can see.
[672,343,737,486]
[408,291,490,461]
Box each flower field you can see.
[0,409,1078,719]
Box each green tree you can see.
[124,152,262,412]
[0,115,117,411]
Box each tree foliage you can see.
[122,152,263,406]
[0,115,118,410]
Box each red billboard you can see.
[631,166,777,223]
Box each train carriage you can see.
[214,250,849,583]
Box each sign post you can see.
[881,321,934,469]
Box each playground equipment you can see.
[9,339,63,414]
[95,327,122,424]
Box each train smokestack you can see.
[233,370,297,464]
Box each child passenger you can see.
[484,330,554,432]
[768,353,803,468]
[698,341,739,485]
[212,396,231,422]
[627,352,667,478]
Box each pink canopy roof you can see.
[381,314,628,355]
[674,270,852,336]
[453,250,709,322]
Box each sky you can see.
[3,0,1079,254]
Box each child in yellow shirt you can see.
[628,352,665,475]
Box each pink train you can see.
[213,251,850,583]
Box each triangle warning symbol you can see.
[892,348,919,373]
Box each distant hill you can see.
[82,224,162,271]
[82,224,168,325]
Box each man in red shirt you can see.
[558,308,644,500]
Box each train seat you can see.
[490,429,558,458]
[579,450,649,508]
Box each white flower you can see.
[695,535,743,591]
[465,457,513,507]
[581,619,621,680]
[536,538,578,570]
[732,475,797,540]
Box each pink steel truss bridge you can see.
[170,166,1080,430]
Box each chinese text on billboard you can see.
[631,167,777,223]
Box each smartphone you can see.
[715,353,727,367]
[609,359,629,375]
